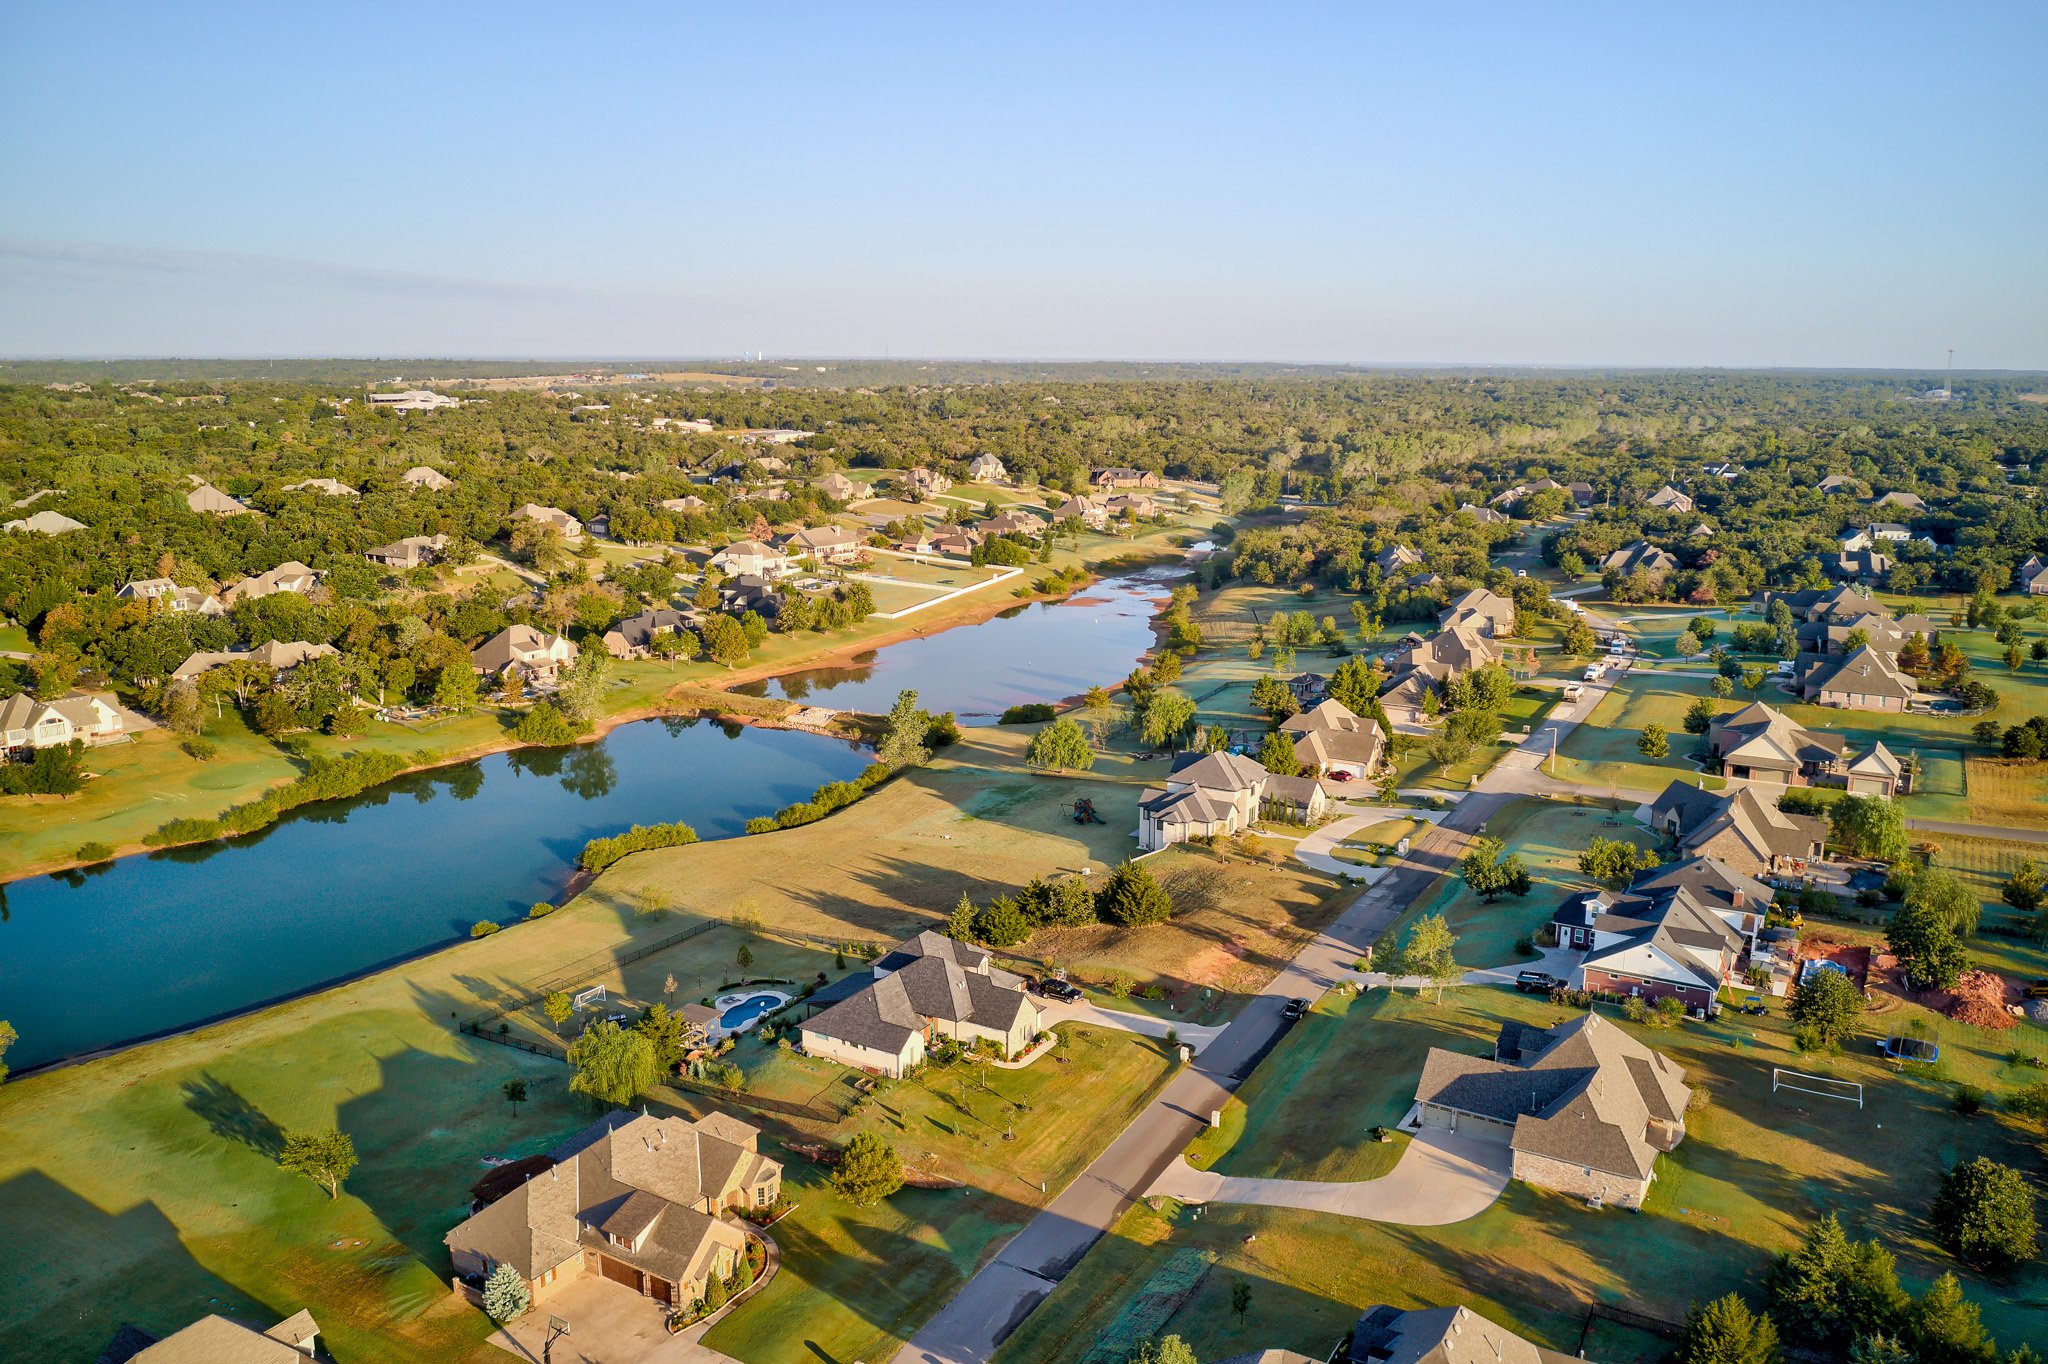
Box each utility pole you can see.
[1946,348,1954,399]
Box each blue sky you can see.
[3,2,2044,367]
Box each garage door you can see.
[598,1255,641,1291]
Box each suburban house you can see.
[3,508,87,534]
[1280,699,1386,779]
[471,625,579,684]
[1707,701,1908,795]
[118,577,225,616]
[720,573,782,618]
[1839,522,1911,552]
[445,1110,777,1313]
[1705,462,1741,480]
[369,389,460,411]
[602,608,695,660]
[1092,467,1159,489]
[1413,1012,1690,1210]
[221,560,321,607]
[1379,624,1502,726]
[1345,1304,1580,1364]
[1374,543,1423,574]
[1599,540,1679,578]
[401,465,454,490]
[1872,490,1927,514]
[364,533,450,570]
[1646,484,1694,514]
[1049,493,1109,528]
[967,453,1008,482]
[187,483,253,515]
[744,427,812,445]
[1816,473,1858,494]
[1828,548,1892,582]
[516,504,583,539]
[173,639,339,682]
[1137,750,1326,852]
[1646,780,1828,878]
[1438,587,1514,639]
[118,1308,321,1363]
[1102,492,1158,520]
[812,471,860,501]
[800,932,1042,1078]
[710,539,791,577]
[1456,502,1510,525]
[780,525,864,565]
[1800,645,1916,712]
[0,691,127,757]
[1566,481,1597,506]
[282,477,358,497]
[2018,554,2048,595]
[660,495,710,515]
[1555,878,1748,1012]
[902,467,952,499]
[981,509,1045,539]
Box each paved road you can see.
[890,797,1499,1364]
[1905,817,2048,845]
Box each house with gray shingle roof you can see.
[118,1307,321,1363]
[1413,1012,1690,1209]
[1344,1303,1580,1364]
[800,931,1042,1077]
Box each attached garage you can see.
[598,1255,642,1292]
[1420,1103,1514,1143]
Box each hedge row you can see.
[141,750,410,847]
[746,762,892,834]
[579,820,700,873]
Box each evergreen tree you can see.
[483,1262,531,1321]
[1929,1158,2039,1272]
[831,1131,905,1207]
[1677,1294,1781,1364]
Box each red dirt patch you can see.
[1947,969,2022,1030]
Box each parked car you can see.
[1034,978,1082,1002]
[1776,660,1796,677]
[1328,769,1354,781]
[1562,682,1585,701]
[1280,998,1309,1021]
[1515,970,1567,994]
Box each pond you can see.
[0,719,868,1071]
[734,565,1183,719]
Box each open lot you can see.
[998,984,2048,1363]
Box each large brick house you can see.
[1413,1012,1690,1210]
[1553,858,1761,1013]
[1708,701,1909,796]
[445,1110,778,1313]
[1800,645,1916,712]
[1646,780,1828,878]
[1137,750,1326,851]
[799,932,1041,1078]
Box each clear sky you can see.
[3,1,2044,367]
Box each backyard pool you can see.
[716,989,792,1034]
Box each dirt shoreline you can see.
[2,550,1188,885]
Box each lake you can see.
[735,566,1180,717]
[0,720,868,1070]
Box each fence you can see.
[1576,1302,1681,1356]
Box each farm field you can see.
[997,984,2048,1364]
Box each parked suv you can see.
[1034,978,1082,1002]
[1515,970,1567,994]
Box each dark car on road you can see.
[1034,978,1082,1002]
[1515,970,1567,994]
[1280,998,1309,1021]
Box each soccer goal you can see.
[572,985,607,1011]
[1772,1068,1863,1108]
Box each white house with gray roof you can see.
[799,931,1041,1078]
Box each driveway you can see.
[1145,1125,1510,1226]
[1034,998,1229,1055]
[1291,805,1446,879]
[492,1276,740,1364]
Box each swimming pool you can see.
[716,989,791,1032]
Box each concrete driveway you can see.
[491,1277,740,1364]
[1034,998,1230,1055]
[1144,1125,1510,1226]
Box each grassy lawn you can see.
[1964,758,2048,829]
[705,1024,1180,1364]
[998,985,2048,1364]
[1553,670,1725,793]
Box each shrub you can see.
[470,921,501,937]
[143,816,223,847]
[831,1131,905,1208]
[1929,1156,2039,1269]
[526,901,555,919]
[511,702,577,746]
[73,841,114,863]
[999,703,1058,724]
[1623,996,1652,1024]
[580,821,700,872]
[180,738,218,761]
[1953,1085,1985,1116]
[1655,996,1686,1026]
[744,816,777,834]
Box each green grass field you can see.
[998,985,2048,1364]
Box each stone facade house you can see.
[779,525,864,565]
[602,608,696,660]
[710,539,791,577]
[118,577,225,616]
[967,453,1008,483]
[1558,878,1748,1013]
[1599,540,1679,578]
[1646,781,1828,878]
[1137,750,1328,851]
[445,1110,776,1313]
[1413,1012,1690,1210]
[516,503,583,538]
[1437,587,1514,639]
[1092,467,1159,489]
[471,625,579,684]
[1708,701,1907,796]
[364,534,450,571]
[800,932,1042,1078]
[221,560,321,607]
[1280,699,1385,779]
[1800,645,1915,712]
[1645,484,1694,514]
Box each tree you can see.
[1830,795,1908,862]
[1906,867,1983,937]
[1638,723,1670,758]
[831,1130,904,1207]
[1685,697,1719,734]
[435,662,480,712]
[1096,860,1174,926]
[0,1019,14,1083]
[555,651,611,730]
[1458,837,1527,902]
[1249,674,1300,721]
[1764,1213,1907,1348]
[1711,673,1735,699]
[1399,912,1461,1003]
[1580,836,1658,889]
[279,1127,358,1201]
[736,941,754,975]
[1929,1158,2038,1272]
[1888,898,1967,990]
[1789,968,1865,1051]
[1142,687,1197,751]
[1026,718,1095,774]
[1676,629,1703,659]
[878,689,932,768]
[512,702,575,745]
[634,1004,693,1071]
[543,991,573,1034]
[1258,729,1302,776]
[1677,1294,1781,1364]
[1231,1280,1252,1323]
[1563,617,1598,657]
[566,1020,660,1105]
[700,613,750,668]
[1742,665,1768,697]
[2001,859,2044,913]
[502,1078,528,1117]
[1908,1272,1996,1364]
[947,893,976,941]
[1132,1336,1199,1364]
[483,1261,532,1321]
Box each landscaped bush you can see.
[999,703,1058,724]
[579,820,700,872]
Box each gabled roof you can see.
[3,509,87,534]
[1709,701,1844,769]
[1628,855,1772,917]
[186,483,252,515]
[1600,540,1678,576]
[1167,749,1270,793]
[1348,1303,1576,1364]
[1805,645,1915,700]
[128,1312,320,1364]
[1651,780,1828,863]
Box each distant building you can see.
[1279,699,1386,779]
[1645,484,1694,514]
[172,640,339,682]
[1456,502,1509,525]
[2016,554,2048,596]
[816,471,862,501]
[368,389,460,412]
[364,534,451,571]
[221,560,321,607]
[779,525,864,565]
[1091,467,1159,489]
[401,465,454,490]
[1871,490,1927,514]
[186,483,253,516]
[117,578,225,616]
[1646,780,1828,877]
[711,539,792,577]
[471,625,578,685]
[515,504,582,539]
[282,477,358,497]
[1799,645,1916,713]
[602,608,696,660]
[1599,540,1678,578]
[1374,544,1422,574]
[967,453,1008,483]
[2,509,87,534]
